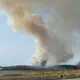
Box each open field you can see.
[0,69,80,80]
[0,77,80,80]
[0,65,80,79]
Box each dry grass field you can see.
[0,69,80,80]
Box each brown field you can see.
[0,70,80,80]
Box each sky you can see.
[0,11,80,66]
[0,12,36,66]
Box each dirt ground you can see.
[0,76,80,80]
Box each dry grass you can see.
[0,70,80,79]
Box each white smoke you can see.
[0,0,79,66]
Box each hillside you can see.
[0,65,79,71]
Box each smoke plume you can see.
[0,0,80,66]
